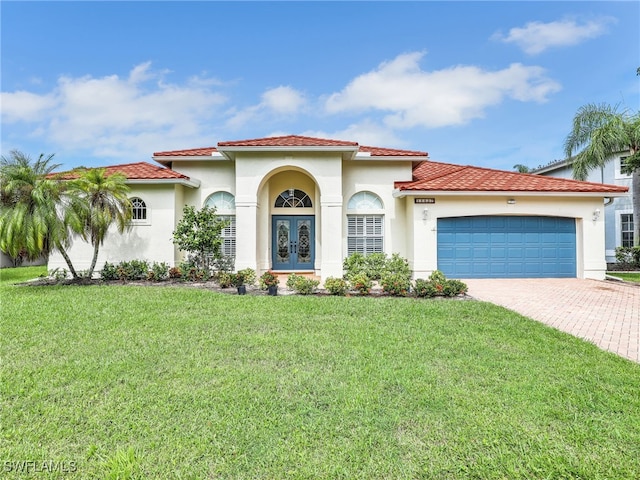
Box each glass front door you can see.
[272,216,314,270]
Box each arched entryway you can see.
[257,169,319,272]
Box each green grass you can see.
[2,268,640,479]
[608,272,640,283]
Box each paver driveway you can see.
[462,278,640,363]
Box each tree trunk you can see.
[57,245,79,278]
[633,170,640,246]
[87,240,101,278]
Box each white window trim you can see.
[129,197,151,226]
[614,156,632,180]
[615,209,634,248]
[204,191,236,259]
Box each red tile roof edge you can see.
[50,162,191,181]
[154,135,428,157]
[394,161,629,193]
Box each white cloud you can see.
[227,85,307,128]
[1,62,227,161]
[494,17,615,55]
[1,90,58,123]
[302,121,405,148]
[325,52,561,128]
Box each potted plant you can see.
[260,271,280,295]
[232,272,246,295]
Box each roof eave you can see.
[126,178,201,188]
[216,144,360,161]
[392,189,629,198]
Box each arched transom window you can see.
[274,189,312,208]
[347,191,383,210]
[205,191,236,211]
[130,197,147,221]
[204,191,236,259]
[347,191,384,256]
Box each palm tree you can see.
[513,164,530,173]
[69,168,132,277]
[564,103,640,246]
[0,151,81,276]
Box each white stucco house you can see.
[48,135,628,280]
[533,151,635,264]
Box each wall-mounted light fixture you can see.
[507,198,516,205]
[592,208,601,221]
[422,208,429,220]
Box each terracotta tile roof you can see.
[53,162,191,181]
[395,161,629,193]
[217,135,358,148]
[359,145,428,157]
[153,135,427,157]
[153,147,217,157]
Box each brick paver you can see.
[462,278,640,363]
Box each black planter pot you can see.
[237,285,247,295]
[268,285,278,296]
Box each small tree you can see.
[172,205,228,273]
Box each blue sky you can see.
[2,1,639,172]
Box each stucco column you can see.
[320,196,343,280]
[234,197,257,271]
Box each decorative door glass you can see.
[272,216,314,270]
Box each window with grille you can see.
[130,197,147,221]
[346,191,384,256]
[621,213,634,248]
[347,215,384,255]
[274,189,312,208]
[204,192,236,258]
[219,215,236,257]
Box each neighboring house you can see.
[48,135,628,280]
[1,251,47,268]
[533,151,634,264]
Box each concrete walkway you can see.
[462,278,640,363]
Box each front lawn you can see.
[608,271,640,283]
[2,269,639,479]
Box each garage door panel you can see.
[437,216,576,278]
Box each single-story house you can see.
[532,151,635,264]
[48,135,629,280]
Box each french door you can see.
[272,216,314,270]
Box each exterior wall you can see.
[233,152,345,279]
[48,184,179,274]
[536,155,633,262]
[342,160,413,258]
[406,194,607,280]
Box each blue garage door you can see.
[437,216,576,278]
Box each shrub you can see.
[365,253,387,280]
[286,273,320,295]
[323,276,349,296]
[259,271,280,289]
[168,267,182,279]
[186,267,207,282]
[384,253,411,277]
[444,279,468,297]
[217,272,234,288]
[100,262,119,281]
[380,272,411,296]
[228,272,248,288]
[414,270,468,298]
[350,273,372,295]
[343,253,367,280]
[117,260,149,281]
[615,246,640,269]
[149,262,170,281]
[343,252,411,282]
[237,268,256,286]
